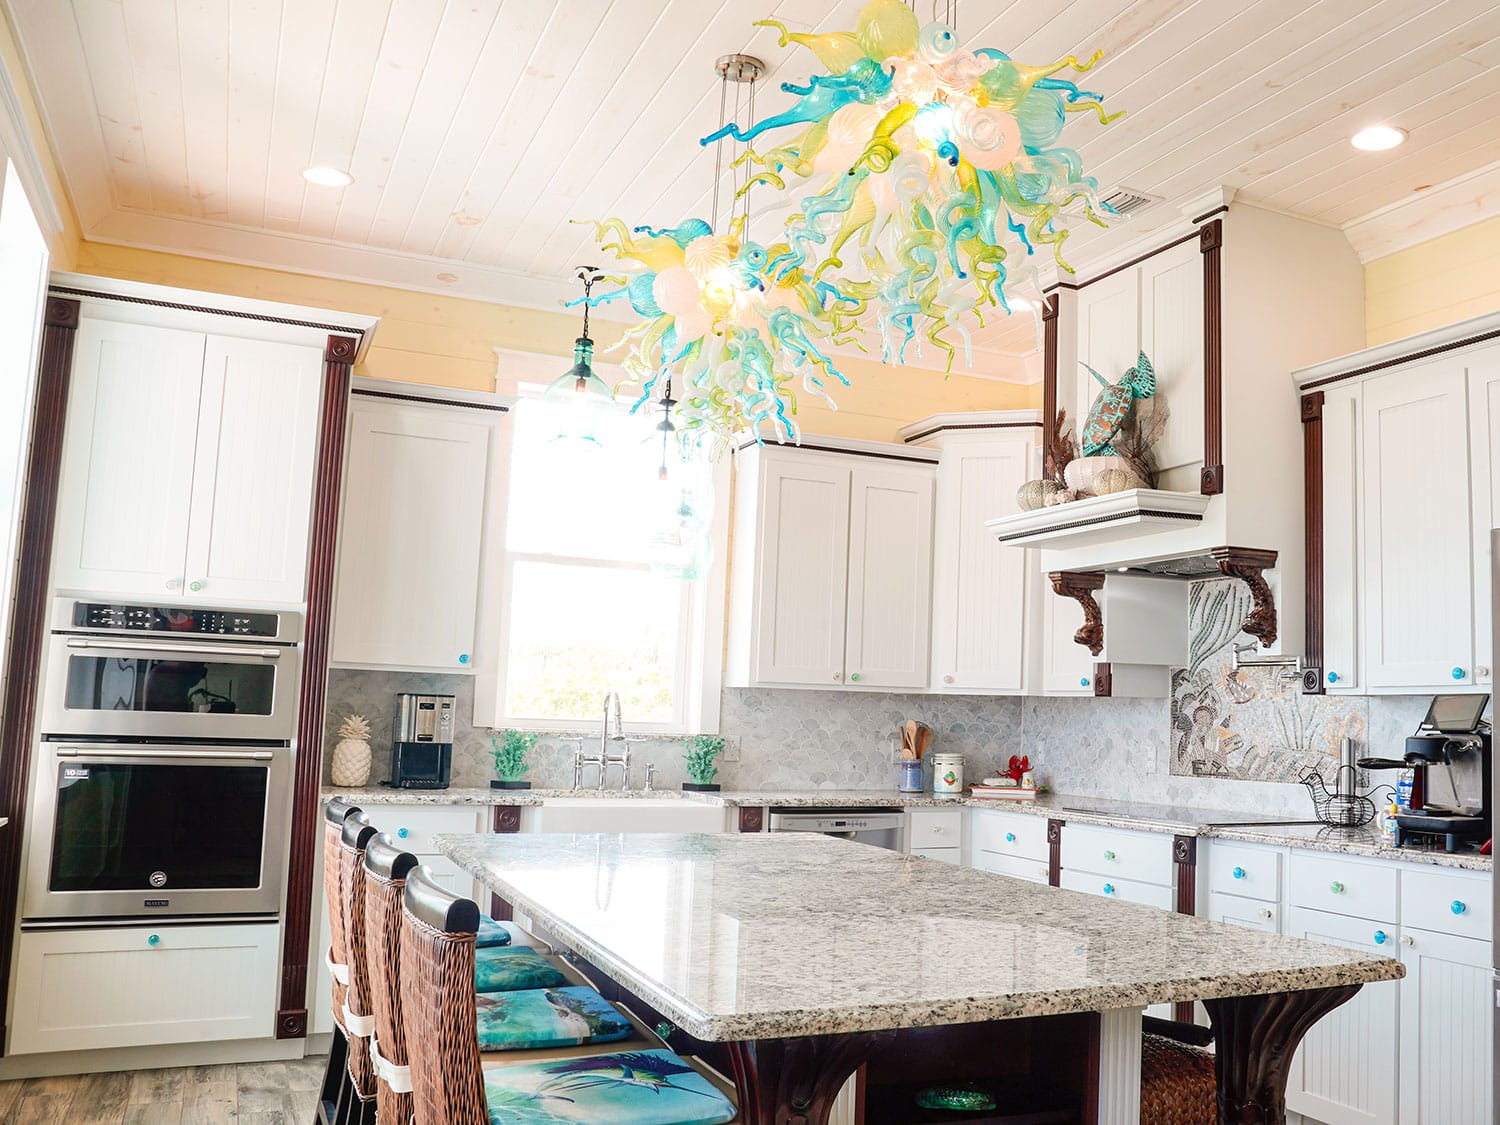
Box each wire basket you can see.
[1299,766,1378,828]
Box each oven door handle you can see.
[64,637,283,660]
[54,747,277,762]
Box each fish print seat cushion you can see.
[483,1048,736,1125]
[475,985,632,1052]
[474,945,568,993]
[477,917,523,948]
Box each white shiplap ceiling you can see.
[8,0,1500,371]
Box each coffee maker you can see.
[384,692,455,789]
[1360,693,1490,852]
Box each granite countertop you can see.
[435,831,1403,1041]
[323,785,1491,870]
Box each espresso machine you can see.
[1359,693,1490,853]
[384,692,455,789]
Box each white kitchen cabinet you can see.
[726,441,935,690]
[844,464,933,689]
[1361,361,1475,690]
[1467,358,1500,688]
[1206,890,1278,932]
[1397,926,1492,1125]
[332,390,500,671]
[52,318,326,606]
[1041,583,1096,694]
[1321,384,1362,693]
[907,807,962,864]
[905,419,1040,694]
[51,317,206,599]
[1286,906,1400,1125]
[10,923,279,1053]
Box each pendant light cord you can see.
[576,266,598,338]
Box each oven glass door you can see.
[25,744,289,919]
[42,636,299,740]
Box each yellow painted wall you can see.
[1366,214,1500,346]
[0,11,81,267]
[75,241,1039,440]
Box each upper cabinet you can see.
[726,441,934,690]
[48,284,361,608]
[903,414,1043,695]
[1300,316,1500,694]
[331,387,504,673]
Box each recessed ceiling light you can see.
[302,166,354,187]
[1351,125,1406,152]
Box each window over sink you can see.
[477,395,727,734]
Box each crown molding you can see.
[1342,158,1500,263]
[0,25,63,234]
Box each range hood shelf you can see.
[986,488,1213,549]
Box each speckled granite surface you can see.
[1207,821,1491,872]
[433,832,1403,1041]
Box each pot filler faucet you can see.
[571,692,640,789]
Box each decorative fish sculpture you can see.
[1079,350,1156,456]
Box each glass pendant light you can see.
[545,266,614,443]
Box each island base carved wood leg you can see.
[1203,985,1360,1124]
[726,1032,893,1125]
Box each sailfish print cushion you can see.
[476,985,632,1052]
[483,1048,736,1125]
[476,917,521,947]
[474,946,568,993]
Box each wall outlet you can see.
[719,737,740,764]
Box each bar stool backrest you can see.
[400,865,489,1125]
[362,832,420,1123]
[323,799,359,1023]
[338,809,379,1100]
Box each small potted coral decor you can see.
[682,735,725,792]
[490,729,538,790]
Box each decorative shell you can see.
[1016,479,1056,511]
[338,714,371,741]
[1044,487,1086,506]
[1095,468,1132,495]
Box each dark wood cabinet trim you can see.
[1211,546,1279,648]
[1048,571,1107,656]
[490,805,522,920]
[276,334,356,1040]
[1092,662,1112,698]
[1070,228,1202,292]
[0,298,80,1053]
[1199,219,1225,495]
[350,387,508,413]
[1046,819,1065,887]
[1042,292,1060,468]
[1301,325,1500,391]
[1172,834,1198,1023]
[1302,392,1326,693]
[738,806,766,834]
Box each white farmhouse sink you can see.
[519,798,728,835]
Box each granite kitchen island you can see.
[434,832,1404,1125]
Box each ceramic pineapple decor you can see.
[330,714,373,787]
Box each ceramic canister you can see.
[931,752,964,798]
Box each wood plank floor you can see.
[0,1057,325,1124]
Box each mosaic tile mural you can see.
[1169,578,1364,782]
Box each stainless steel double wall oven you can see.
[24,598,300,922]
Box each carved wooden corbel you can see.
[1211,546,1279,648]
[1048,571,1107,656]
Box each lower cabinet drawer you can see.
[911,846,962,865]
[1061,823,1175,887]
[907,809,963,850]
[1207,890,1279,933]
[11,923,279,1054]
[371,806,488,855]
[1059,869,1174,911]
[1288,851,1399,924]
[1206,841,1282,904]
[967,809,1049,861]
[1400,867,1491,942]
[973,850,1051,885]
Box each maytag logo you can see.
[143,899,169,908]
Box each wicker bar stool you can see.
[1140,1017,1216,1124]
[318,799,360,1125]
[398,865,738,1125]
[334,810,380,1125]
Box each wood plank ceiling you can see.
[8,0,1500,371]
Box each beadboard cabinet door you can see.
[929,438,1032,692]
[182,335,322,605]
[1041,589,1096,695]
[1467,356,1500,688]
[749,456,852,686]
[844,464,933,689]
[1321,384,1362,693]
[332,397,495,671]
[51,318,206,598]
[1361,361,1475,690]
[1397,927,1492,1125]
[1285,907,1398,1125]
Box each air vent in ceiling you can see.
[1100,187,1163,218]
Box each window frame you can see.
[474,373,728,736]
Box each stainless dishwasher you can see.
[767,808,905,850]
